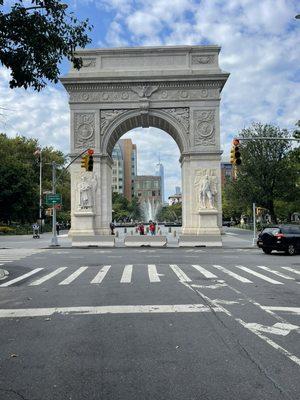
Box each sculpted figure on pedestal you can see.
[194,169,218,210]
[77,173,97,210]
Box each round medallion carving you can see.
[161,90,168,99]
[197,122,214,138]
[180,90,188,98]
[102,92,109,100]
[82,93,90,101]
[200,89,208,98]
[121,92,129,100]
[77,123,94,140]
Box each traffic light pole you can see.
[39,150,43,233]
[50,161,59,247]
[252,202,257,246]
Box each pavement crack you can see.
[0,388,30,400]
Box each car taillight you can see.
[275,233,285,239]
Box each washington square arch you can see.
[60,45,229,247]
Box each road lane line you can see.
[236,266,283,285]
[212,265,252,283]
[148,264,160,282]
[90,265,111,284]
[0,268,44,287]
[29,267,68,286]
[169,264,192,282]
[261,306,300,315]
[256,266,294,280]
[282,267,300,275]
[58,267,88,285]
[120,265,133,283]
[191,265,217,278]
[0,304,222,318]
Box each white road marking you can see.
[236,266,283,285]
[191,264,217,278]
[237,318,300,366]
[90,265,111,284]
[282,267,300,275]
[148,264,160,282]
[169,264,192,282]
[256,266,294,280]
[243,322,299,336]
[120,264,133,283]
[0,268,44,287]
[29,267,67,286]
[225,232,238,236]
[212,265,252,283]
[58,267,88,285]
[0,304,222,318]
[191,283,227,289]
[261,306,300,315]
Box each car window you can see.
[282,226,300,234]
[262,228,280,235]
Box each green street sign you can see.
[46,194,62,205]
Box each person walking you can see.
[149,221,156,236]
[110,222,115,235]
[56,222,60,235]
[138,223,145,235]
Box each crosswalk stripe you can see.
[148,264,160,282]
[212,265,253,283]
[59,267,88,285]
[29,267,67,286]
[0,268,44,287]
[256,266,294,280]
[236,266,283,285]
[169,264,192,282]
[191,265,217,278]
[282,267,300,275]
[120,265,133,283]
[90,265,111,284]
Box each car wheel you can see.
[262,248,272,254]
[286,244,296,256]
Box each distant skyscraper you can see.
[175,186,181,195]
[156,159,165,203]
[119,139,137,201]
[112,142,123,195]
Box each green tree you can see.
[0,0,92,90]
[0,133,70,224]
[157,203,182,222]
[225,123,298,222]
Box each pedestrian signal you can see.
[81,155,88,170]
[87,155,93,171]
[230,139,242,165]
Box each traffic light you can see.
[87,155,93,171]
[81,155,88,170]
[230,139,242,165]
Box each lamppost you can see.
[34,148,43,232]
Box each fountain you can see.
[140,199,161,222]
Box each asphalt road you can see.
[0,234,299,399]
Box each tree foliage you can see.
[157,203,182,222]
[223,123,299,222]
[112,192,141,222]
[0,133,70,223]
[0,0,92,90]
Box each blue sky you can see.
[0,0,299,199]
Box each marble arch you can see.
[61,45,229,246]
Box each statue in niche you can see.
[194,169,217,209]
[77,173,97,210]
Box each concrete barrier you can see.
[124,235,167,247]
[178,235,222,247]
[72,235,115,247]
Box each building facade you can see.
[119,139,137,201]
[134,176,162,203]
[221,162,233,187]
[111,142,123,194]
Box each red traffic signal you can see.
[87,149,94,155]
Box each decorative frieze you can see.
[193,110,215,146]
[191,55,215,64]
[163,108,189,134]
[100,110,126,135]
[81,58,96,68]
[130,85,159,98]
[74,113,95,149]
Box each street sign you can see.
[46,193,62,205]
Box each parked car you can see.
[257,225,300,255]
[222,220,232,227]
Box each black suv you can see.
[257,225,300,255]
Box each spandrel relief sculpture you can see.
[194,169,218,210]
[77,172,98,211]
